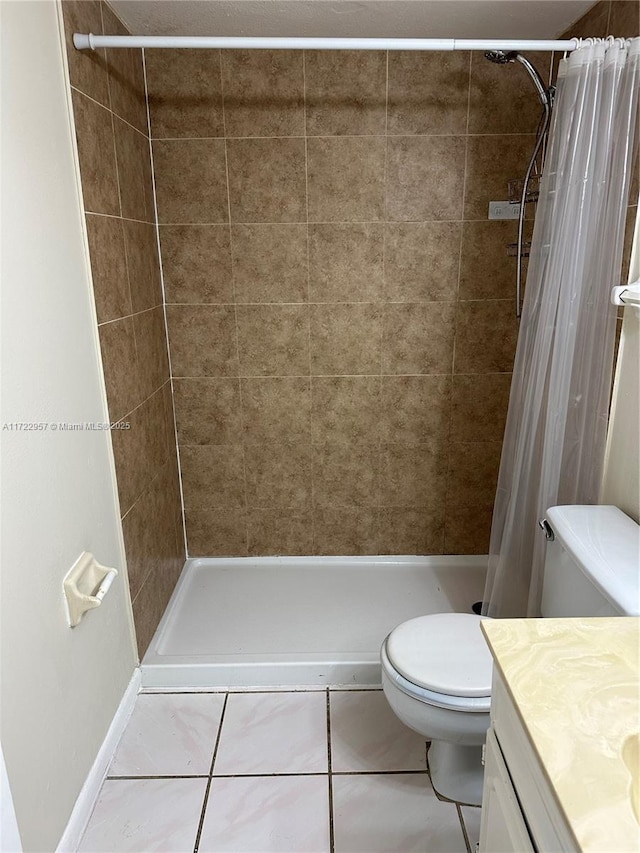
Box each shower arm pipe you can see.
[73,34,579,52]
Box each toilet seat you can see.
[383,613,493,713]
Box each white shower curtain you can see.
[483,38,640,618]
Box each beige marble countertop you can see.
[482,617,640,853]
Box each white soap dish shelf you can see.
[63,551,118,627]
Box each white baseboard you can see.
[56,669,141,853]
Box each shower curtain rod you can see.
[73,34,579,52]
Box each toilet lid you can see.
[386,613,493,697]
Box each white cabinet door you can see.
[479,728,535,853]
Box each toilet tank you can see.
[541,505,640,617]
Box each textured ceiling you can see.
[109,0,595,39]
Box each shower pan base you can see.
[141,556,487,690]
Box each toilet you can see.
[381,505,640,806]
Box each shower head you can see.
[484,50,551,107]
[484,49,519,64]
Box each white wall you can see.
[0,2,138,850]
[603,208,640,522]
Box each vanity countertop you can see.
[481,617,640,852]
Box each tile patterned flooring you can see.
[78,689,481,852]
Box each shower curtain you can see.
[483,38,640,618]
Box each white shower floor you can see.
[141,556,487,689]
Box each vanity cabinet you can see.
[479,672,578,853]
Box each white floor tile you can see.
[213,692,328,775]
[332,774,467,853]
[109,693,226,776]
[330,690,427,772]
[461,805,482,852]
[198,775,330,853]
[78,778,206,853]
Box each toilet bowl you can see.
[381,612,492,806]
[380,505,640,808]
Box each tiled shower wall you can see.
[62,1,184,656]
[148,47,552,557]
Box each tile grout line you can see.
[443,50,474,553]
[148,132,540,141]
[376,49,391,548]
[326,688,335,853]
[193,692,229,853]
[141,46,189,558]
[219,50,250,557]
[70,84,149,140]
[302,50,317,557]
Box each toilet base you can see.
[428,740,484,806]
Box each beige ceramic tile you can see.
[186,508,248,556]
[113,117,155,222]
[121,467,184,599]
[312,442,380,507]
[108,693,225,776]
[310,304,382,375]
[313,506,379,555]
[236,304,310,376]
[227,138,307,223]
[386,136,466,221]
[99,317,140,423]
[311,376,381,444]
[387,52,470,135]
[468,51,552,135]
[451,373,512,443]
[146,48,224,139]
[102,4,147,133]
[166,305,238,377]
[173,378,242,445]
[309,223,384,302]
[154,227,227,306]
[199,775,330,853]
[123,220,162,313]
[332,774,465,853]
[380,375,451,444]
[379,442,448,508]
[85,214,131,323]
[330,690,428,771]
[458,220,520,300]
[307,136,386,222]
[232,224,308,303]
[382,303,456,375]
[378,507,445,555]
[444,505,493,555]
[464,135,536,221]
[72,90,120,216]
[222,50,305,137]
[247,507,314,556]
[153,139,228,224]
[384,223,462,302]
[62,0,109,107]
[111,390,170,515]
[454,299,518,374]
[198,776,330,853]
[132,553,184,657]
[78,778,206,853]
[244,443,312,508]
[160,224,233,304]
[305,50,387,136]
[446,441,503,508]
[241,377,311,443]
[133,307,171,399]
[180,445,246,510]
